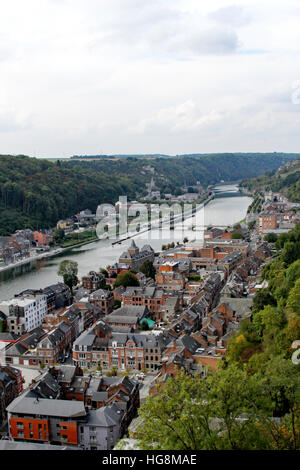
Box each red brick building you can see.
[34,231,52,246]
[82,271,105,291]
[88,289,114,315]
[258,211,278,233]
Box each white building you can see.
[0,294,47,334]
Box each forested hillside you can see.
[240,159,300,202]
[0,153,297,235]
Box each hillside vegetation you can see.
[240,159,300,202]
[0,153,297,235]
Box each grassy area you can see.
[61,230,98,248]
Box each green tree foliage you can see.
[136,366,300,450]
[252,305,286,339]
[286,279,300,315]
[114,271,140,288]
[58,260,78,291]
[286,260,300,288]
[231,231,244,239]
[0,153,295,235]
[252,288,276,313]
[240,158,300,203]
[282,241,300,266]
[264,233,278,243]
[53,228,65,244]
[140,260,156,280]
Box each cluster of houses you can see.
[5,365,139,450]
[257,192,300,234]
[0,229,54,266]
[0,222,274,449]
[0,209,98,268]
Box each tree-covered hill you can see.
[0,153,297,235]
[240,158,300,202]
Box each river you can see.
[0,184,252,301]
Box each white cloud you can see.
[0,1,300,156]
[130,101,224,135]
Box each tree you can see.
[252,305,286,339]
[226,333,254,363]
[286,279,300,315]
[282,241,300,266]
[286,259,300,288]
[53,228,65,244]
[114,271,140,288]
[231,232,244,239]
[264,233,278,243]
[58,260,78,292]
[140,260,156,280]
[136,370,215,450]
[100,268,109,277]
[252,288,276,313]
[276,233,290,251]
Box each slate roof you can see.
[176,334,202,355]
[0,369,14,388]
[7,392,87,418]
[0,442,80,451]
[55,365,77,384]
[29,372,60,399]
[86,403,124,427]
[89,289,113,300]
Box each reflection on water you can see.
[0,184,252,301]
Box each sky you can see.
[1,0,300,158]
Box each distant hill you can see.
[70,154,171,160]
[0,153,298,235]
[70,152,300,161]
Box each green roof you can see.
[141,318,156,328]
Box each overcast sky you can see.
[1,0,300,158]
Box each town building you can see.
[33,231,53,246]
[82,271,105,291]
[0,366,22,426]
[121,286,182,320]
[73,321,171,372]
[0,293,47,335]
[88,289,114,315]
[119,241,155,271]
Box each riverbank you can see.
[0,184,252,301]
[0,248,64,275]
[0,236,102,275]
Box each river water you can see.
[0,185,252,301]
